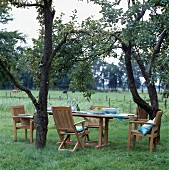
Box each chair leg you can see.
[138,136,142,141]
[30,131,33,143]
[72,142,79,152]
[149,137,154,152]
[76,135,85,150]
[81,133,90,142]
[14,129,17,141]
[30,120,33,143]
[86,134,90,141]
[154,137,157,151]
[133,135,136,147]
[127,132,131,151]
[25,129,27,141]
[58,135,70,151]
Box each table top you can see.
[14,114,34,119]
[72,111,137,119]
[47,108,137,119]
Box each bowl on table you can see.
[103,108,119,114]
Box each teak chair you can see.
[136,106,149,141]
[127,111,162,152]
[52,106,90,152]
[11,105,35,143]
[84,105,110,128]
[136,106,149,120]
[83,106,109,143]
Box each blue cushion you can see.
[65,126,87,133]
[138,119,154,135]
[76,126,88,132]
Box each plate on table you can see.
[90,110,106,115]
[73,111,88,114]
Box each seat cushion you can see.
[64,126,88,133]
[76,126,88,132]
[138,119,154,135]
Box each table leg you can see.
[96,118,103,148]
[104,118,109,145]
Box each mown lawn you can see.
[0,90,169,170]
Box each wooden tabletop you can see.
[72,111,137,119]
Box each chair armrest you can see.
[84,117,90,121]
[129,120,155,125]
[74,120,87,126]
[135,119,148,121]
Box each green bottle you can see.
[77,104,80,111]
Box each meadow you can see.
[0,90,169,170]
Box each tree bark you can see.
[35,0,54,148]
[122,44,153,117]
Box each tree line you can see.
[1,57,142,91]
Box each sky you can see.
[1,0,102,45]
[0,0,127,64]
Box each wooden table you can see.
[72,111,137,148]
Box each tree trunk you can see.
[35,0,53,148]
[123,45,159,119]
[146,83,159,119]
[123,45,151,113]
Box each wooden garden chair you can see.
[136,106,149,120]
[82,105,109,143]
[136,106,149,141]
[84,105,110,129]
[52,106,90,152]
[11,105,35,143]
[127,111,162,152]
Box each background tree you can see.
[0,3,26,89]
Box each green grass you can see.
[0,90,169,170]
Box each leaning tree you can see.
[87,0,169,119]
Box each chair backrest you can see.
[136,106,149,119]
[11,105,25,123]
[154,111,162,128]
[52,106,75,131]
[90,105,110,110]
[87,105,110,127]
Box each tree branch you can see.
[135,0,151,21]
[47,32,68,68]
[9,0,44,8]
[48,29,119,67]
[149,29,167,75]
[0,58,38,107]
[132,48,150,82]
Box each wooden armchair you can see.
[11,105,35,143]
[136,106,149,141]
[52,106,90,152]
[84,105,110,128]
[136,106,149,120]
[127,111,162,152]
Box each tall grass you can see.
[0,90,169,170]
